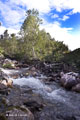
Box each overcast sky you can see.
[0,0,80,50]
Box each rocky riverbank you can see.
[0,57,80,120]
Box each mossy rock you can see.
[5,106,34,120]
[2,63,13,69]
[7,106,30,113]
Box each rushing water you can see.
[1,67,80,111]
[12,75,80,110]
[12,76,70,104]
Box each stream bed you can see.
[1,67,80,120]
[12,75,80,120]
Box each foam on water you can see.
[0,67,69,103]
[12,77,68,103]
[0,68,29,75]
[13,77,44,89]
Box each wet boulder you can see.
[60,72,80,89]
[1,97,10,106]
[6,79,13,87]
[0,79,13,88]
[6,107,34,120]
[0,83,7,90]
[72,83,80,92]
[24,100,44,113]
[35,105,78,120]
[0,83,9,95]
[44,86,52,93]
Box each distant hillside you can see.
[62,48,80,71]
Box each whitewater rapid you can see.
[0,67,74,106]
[12,76,69,103]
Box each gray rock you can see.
[60,72,80,89]
[0,79,13,88]
[1,80,7,86]
[72,83,80,92]
[0,83,7,90]
[6,107,34,120]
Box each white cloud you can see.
[51,14,59,18]
[0,26,19,35]
[40,21,80,50]
[10,0,50,13]
[0,0,80,29]
[0,26,6,34]
[9,0,80,14]
[0,1,25,29]
[49,0,80,13]
[8,28,19,34]
[51,14,69,21]
[60,15,69,21]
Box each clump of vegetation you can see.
[62,48,80,71]
[2,63,13,69]
[45,41,69,62]
[0,9,69,63]
[0,47,4,56]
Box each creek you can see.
[1,67,80,120]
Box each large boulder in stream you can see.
[0,79,13,88]
[0,83,10,95]
[60,72,80,89]
[72,83,80,92]
[6,79,13,87]
[0,69,13,94]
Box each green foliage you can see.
[0,32,18,58]
[45,41,69,62]
[0,9,69,62]
[20,9,42,59]
[0,47,4,55]
[62,48,80,70]
[2,63,13,69]
[7,34,18,56]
